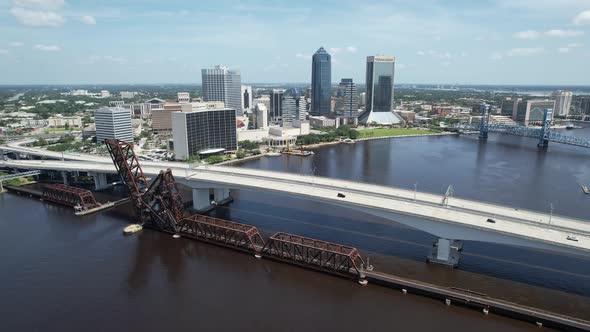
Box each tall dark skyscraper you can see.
[311,47,331,116]
[359,55,404,125]
[270,89,285,121]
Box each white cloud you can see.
[329,47,342,54]
[558,43,584,53]
[544,29,584,38]
[514,30,541,39]
[328,46,357,55]
[514,29,584,39]
[573,10,590,25]
[103,55,127,63]
[506,47,544,56]
[12,0,65,10]
[490,52,504,61]
[0,49,8,55]
[417,50,425,56]
[428,50,452,59]
[82,55,128,64]
[397,63,407,69]
[10,42,24,47]
[33,44,61,51]
[79,15,96,25]
[10,7,64,27]
[295,53,311,60]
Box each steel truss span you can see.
[262,232,365,277]
[42,184,99,210]
[178,214,265,252]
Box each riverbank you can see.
[220,132,459,165]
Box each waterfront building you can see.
[201,65,242,116]
[311,47,331,116]
[177,92,191,103]
[358,56,404,125]
[515,100,556,126]
[171,108,237,160]
[574,97,590,116]
[501,97,521,118]
[95,107,133,143]
[335,78,359,119]
[241,85,253,111]
[281,89,307,127]
[270,89,285,122]
[310,116,338,128]
[551,90,573,117]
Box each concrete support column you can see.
[192,188,210,211]
[213,188,230,203]
[91,172,109,191]
[427,238,462,267]
[61,171,69,185]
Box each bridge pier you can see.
[192,188,211,212]
[90,172,109,191]
[61,171,69,185]
[213,188,231,204]
[427,238,462,268]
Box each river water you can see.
[1,129,589,331]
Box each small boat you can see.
[342,138,356,144]
[582,185,590,195]
[123,224,142,235]
[566,123,575,130]
[266,151,281,157]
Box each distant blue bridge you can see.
[455,105,590,149]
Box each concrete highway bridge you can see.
[1,143,589,267]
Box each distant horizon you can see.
[2,83,590,88]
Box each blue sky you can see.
[1,0,590,85]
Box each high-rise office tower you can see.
[311,47,331,116]
[255,103,268,129]
[95,107,133,143]
[358,56,403,125]
[201,65,242,116]
[241,85,252,111]
[551,90,573,117]
[574,97,590,116]
[335,78,359,119]
[270,89,285,121]
[281,88,306,127]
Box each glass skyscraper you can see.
[359,56,404,125]
[311,47,331,116]
[281,88,306,127]
[201,65,242,117]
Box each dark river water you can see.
[2,129,590,331]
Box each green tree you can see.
[236,150,246,159]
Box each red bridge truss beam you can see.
[262,232,365,276]
[104,138,149,196]
[178,214,265,253]
[42,184,99,210]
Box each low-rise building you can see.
[310,115,337,128]
[20,119,48,128]
[48,116,82,128]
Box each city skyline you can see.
[1,0,590,85]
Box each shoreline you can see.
[220,132,457,165]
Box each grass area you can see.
[358,128,440,138]
[0,172,35,187]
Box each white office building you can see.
[95,107,133,143]
[551,90,573,117]
[255,103,268,129]
[202,65,242,116]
